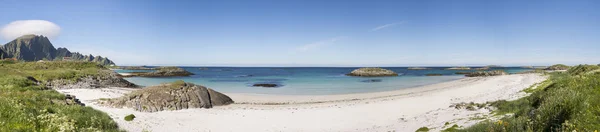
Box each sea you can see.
[114,67,531,95]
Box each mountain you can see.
[0,35,115,65]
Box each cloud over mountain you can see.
[1,20,61,40]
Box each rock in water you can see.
[102,81,233,112]
[252,83,279,87]
[347,67,398,77]
[425,73,443,76]
[465,70,507,77]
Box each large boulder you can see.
[347,67,398,77]
[101,81,234,112]
[124,67,194,77]
[465,70,507,77]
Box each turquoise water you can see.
[115,67,531,95]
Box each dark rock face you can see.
[102,81,234,112]
[465,70,507,77]
[65,94,85,106]
[347,67,398,77]
[123,67,194,77]
[252,83,279,87]
[0,35,115,65]
[46,70,138,89]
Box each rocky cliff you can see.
[0,35,115,65]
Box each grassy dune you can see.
[0,60,122,131]
[458,65,600,131]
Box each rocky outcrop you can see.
[407,67,429,70]
[465,70,507,77]
[455,72,472,75]
[0,35,115,65]
[544,64,570,70]
[446,67,471,70]
[46,70,138,89]
[123,67,194,77]
[101,81,234,112]
[346,67,398,77]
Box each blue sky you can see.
[0,0,599,66]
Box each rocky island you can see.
[346,67,399,77]
[101,81,234,112]
[121,67,194,77]
[465,70,507,77]
[446,67,471,70]
[407,67,429,70]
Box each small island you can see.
[407,67,430,70]
[465,70,507,77]
[121,67,194,77]
[446,67,471,70]
[346,67,399,77]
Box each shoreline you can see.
[59,73,546,132]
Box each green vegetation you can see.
[545,64,570,70]
[124,114,136,121]
[416,126,430,132]
[457,65,600,132]
[443,124,460,132]
[0,61,122,131]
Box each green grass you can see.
[0,61,122,131]
[124,114,136,121]
[457,65,600,132]
[416,126,430,132]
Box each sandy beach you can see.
[58,73,546,132]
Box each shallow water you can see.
[115,67,531,95]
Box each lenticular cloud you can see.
[0,20,61,40]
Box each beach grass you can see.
[0,61,122,131]
[457,65,600,131]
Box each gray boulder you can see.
[101,81,233,112]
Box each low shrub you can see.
[124,114,136,121]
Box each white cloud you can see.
[370,21,405,32]
[296,36,347,51]
[1,20,61,40]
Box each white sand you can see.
[58,74,546,132]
